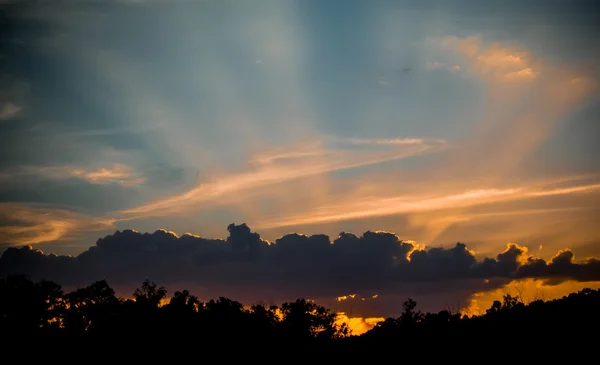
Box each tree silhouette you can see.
[1,274,598,350]
[0,275,63,334]
[279,298,348,340]
[63,280,119,333]
[133,279,167,309]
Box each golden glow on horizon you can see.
[336,312,385,336]
[461,279,600,317]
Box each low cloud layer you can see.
[1,223,598,316]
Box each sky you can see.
[1,0,600,333]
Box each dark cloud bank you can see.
[1,223,599,317]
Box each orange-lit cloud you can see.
[435,35,596,179]
[0,202,115,245]
[255,176,600,230]
[117,137,448,218]
[1,163,145,187]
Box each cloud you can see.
[64,164,145,186]
[1,223,598,317]
[517,249,600,284]
[426,61,460,72]
[241,34,599,240]
[377,77,392,86]
[255,175,600,230]
[427,35,596,181]
[0,75,28,122]
[1,163,146,186]
[340,137,446,146]
[117,137,448,218]
[0,202,115,246]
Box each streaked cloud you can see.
[0,202,115,246]
[255,177,600,230]
[118,137,448,218]
[1,163,145,187]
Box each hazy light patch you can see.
[423,35,598,185]
[0,101,21,120]
[410,205,595,249]
[426,61,461,72]
[504,67,537,80]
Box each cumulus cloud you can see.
[517,249,600,284]
[1,223,598,317]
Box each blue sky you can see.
[1,1,600,319]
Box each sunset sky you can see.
[1,0,599,331]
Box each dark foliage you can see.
[1,274,598,355]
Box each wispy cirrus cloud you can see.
[255,176,600,230]
[426,36,597,185]
[1,163,146,187]
[0,202,114,246]
[426,61,461,72]
[117,136,449,218]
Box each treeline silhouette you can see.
[1,274,598,348]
